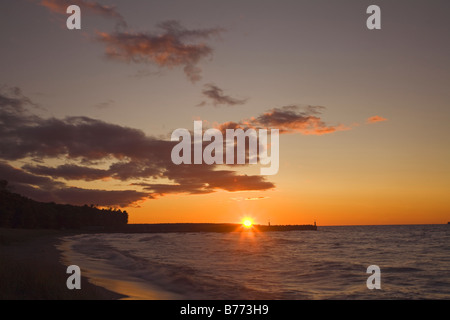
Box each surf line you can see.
[171,121,279,175]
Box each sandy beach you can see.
[0,228,125,300]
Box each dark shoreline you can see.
[0,228,126,300]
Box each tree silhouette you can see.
[0,181,128,229]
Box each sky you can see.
[0,0,449,225]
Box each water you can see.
[59,225,450,299]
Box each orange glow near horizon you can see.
[125,186,450,226]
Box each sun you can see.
[242,218,253,228]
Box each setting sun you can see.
[242,219,253,228]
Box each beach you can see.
[0,228,124,300]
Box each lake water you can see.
[59,225,450,299]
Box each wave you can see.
[58,225,450,300]
[138,235,165,242]
[382,266,424,273]
[61,234,281,299]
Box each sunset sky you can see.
[1,0,449,225]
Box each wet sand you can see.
[58,235,182,300]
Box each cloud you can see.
[245,196,269,201]
[0,162,147,207]
[0,87,274,206]
[133,169,274,196]
[39,0,127,28]
[23,164,110,182]
[0,85,40,113]
[51,187,149,207]
[97,21,223,82]
[94,99,114,109]
[216,105,350,135]
[129,69,162,79]
[37,1,223,83]
[367,115,388,124]
[230,196,269,201]
[0,162,64,190]
[198,83,247,107]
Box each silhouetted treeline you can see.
[0,180,128,229]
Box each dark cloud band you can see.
[0,88,274,207]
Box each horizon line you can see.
[128,222,449,227]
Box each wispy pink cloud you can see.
[217,105,351,136]
[39,0,127,27]
[97,21,224,82]
[366,115,388,124]
[198,83,247,107]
